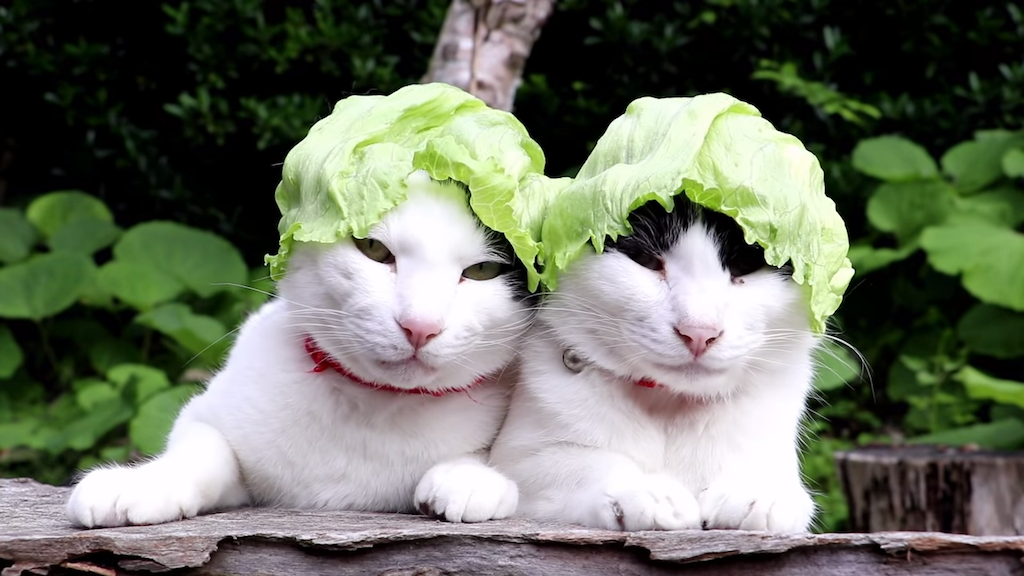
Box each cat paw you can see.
[698,479,815,533]
[589,473,701,531]
[414,460,519,523]
[66,465,203,528]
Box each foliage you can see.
[0,191,270,485]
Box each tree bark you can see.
[836,445,1024,535]
[6,478,1024,575]
[422,0,555,111]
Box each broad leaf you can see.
[74,380,120,411]
[956,366,1024,410]
[25,191,113,238]
[97,260,183,310]
[113,222,247,298]
[851,136,938,182]
[941,132,1024,193]
[48,218,122,256]
[129,384,200,455]
[920,222,1024,311]
[950,188,1024,228]
[0,252,95,320]
[813,341,861,391]
[1004,148,1024,178]
[958,304,1024,359]
[866,180,955,241]
[847,242,918,275]
[0,209,37,264]
[57,398,134,452]
[107,364,172,404]
[135,302,229,361]
[907,419,1024,450]
[0,326,23,379]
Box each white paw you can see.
[414,460,519,523]
[66,465,203,528]
[698,479,815,533]
[587,472,701,531]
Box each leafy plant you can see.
[847,129,1024,448]
[0,191,270,485]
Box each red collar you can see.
[303,335,484,397]
[561,347,663,389]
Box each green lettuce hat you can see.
[266,82,567,290]
[539,93,854,333]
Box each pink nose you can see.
[399,318,443,350]
[675,324,722,358]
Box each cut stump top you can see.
[3,478,1024,575]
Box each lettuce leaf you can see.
[539,93,854,333]
[266,83,563,291]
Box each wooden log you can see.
[836,445,1024,535]
[4,477,1024,575]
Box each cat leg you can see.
[414,452,519,523]
[66,420,248,528]
[506,446,701,531]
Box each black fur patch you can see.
[605,198,788,277]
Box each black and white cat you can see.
[490,198,818,533]
[66,170,530,527]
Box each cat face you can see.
[277,171,533,391]
[542,199,815,398]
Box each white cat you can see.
[489,199,820,533]
[67,171,529,527]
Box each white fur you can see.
[489,221,818,533]
[67,173,527,527]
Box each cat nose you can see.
[399,318,443,350]
[675,324,722,358]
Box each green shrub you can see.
[0,191,270,485]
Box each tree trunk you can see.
[836,445,1024,535]
[422,0,556,111]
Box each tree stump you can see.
[836,445,1024,535]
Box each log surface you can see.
[3,478,1024,575]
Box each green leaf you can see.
[847,242,918,275]
[813,341,861,391]
[48,218,122,256]
[0,326,23,379]
[129,384,200,455]
[1004,148,1024,178]
[75,379,120,410]
[958,304,1024,359]
[113,222,247,298]
[949,188,1024,228]
[0,252,95,320]
[135,302,229,360]
[57,398,134,452]
[866,181,955,241]
[851,136,938,182]
[25,191,113,238]
[97,260,183,310]
[920,222,1024,311]
[0,421,40,449]
[956,365,1024,410]
[107,364,171,404]
[0,209,37,264]
[907,419,1024,450]
[942,133,1024,193]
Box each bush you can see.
[0,191,269,485]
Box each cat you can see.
[489,198,820,533]
[66,170,531,527]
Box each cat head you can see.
[276,170,534,392]
[542,198,817,399]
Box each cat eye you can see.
[625,250,664,272]
[354,238,395,264]
[726,245,766,279]
[462,261,504,281]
